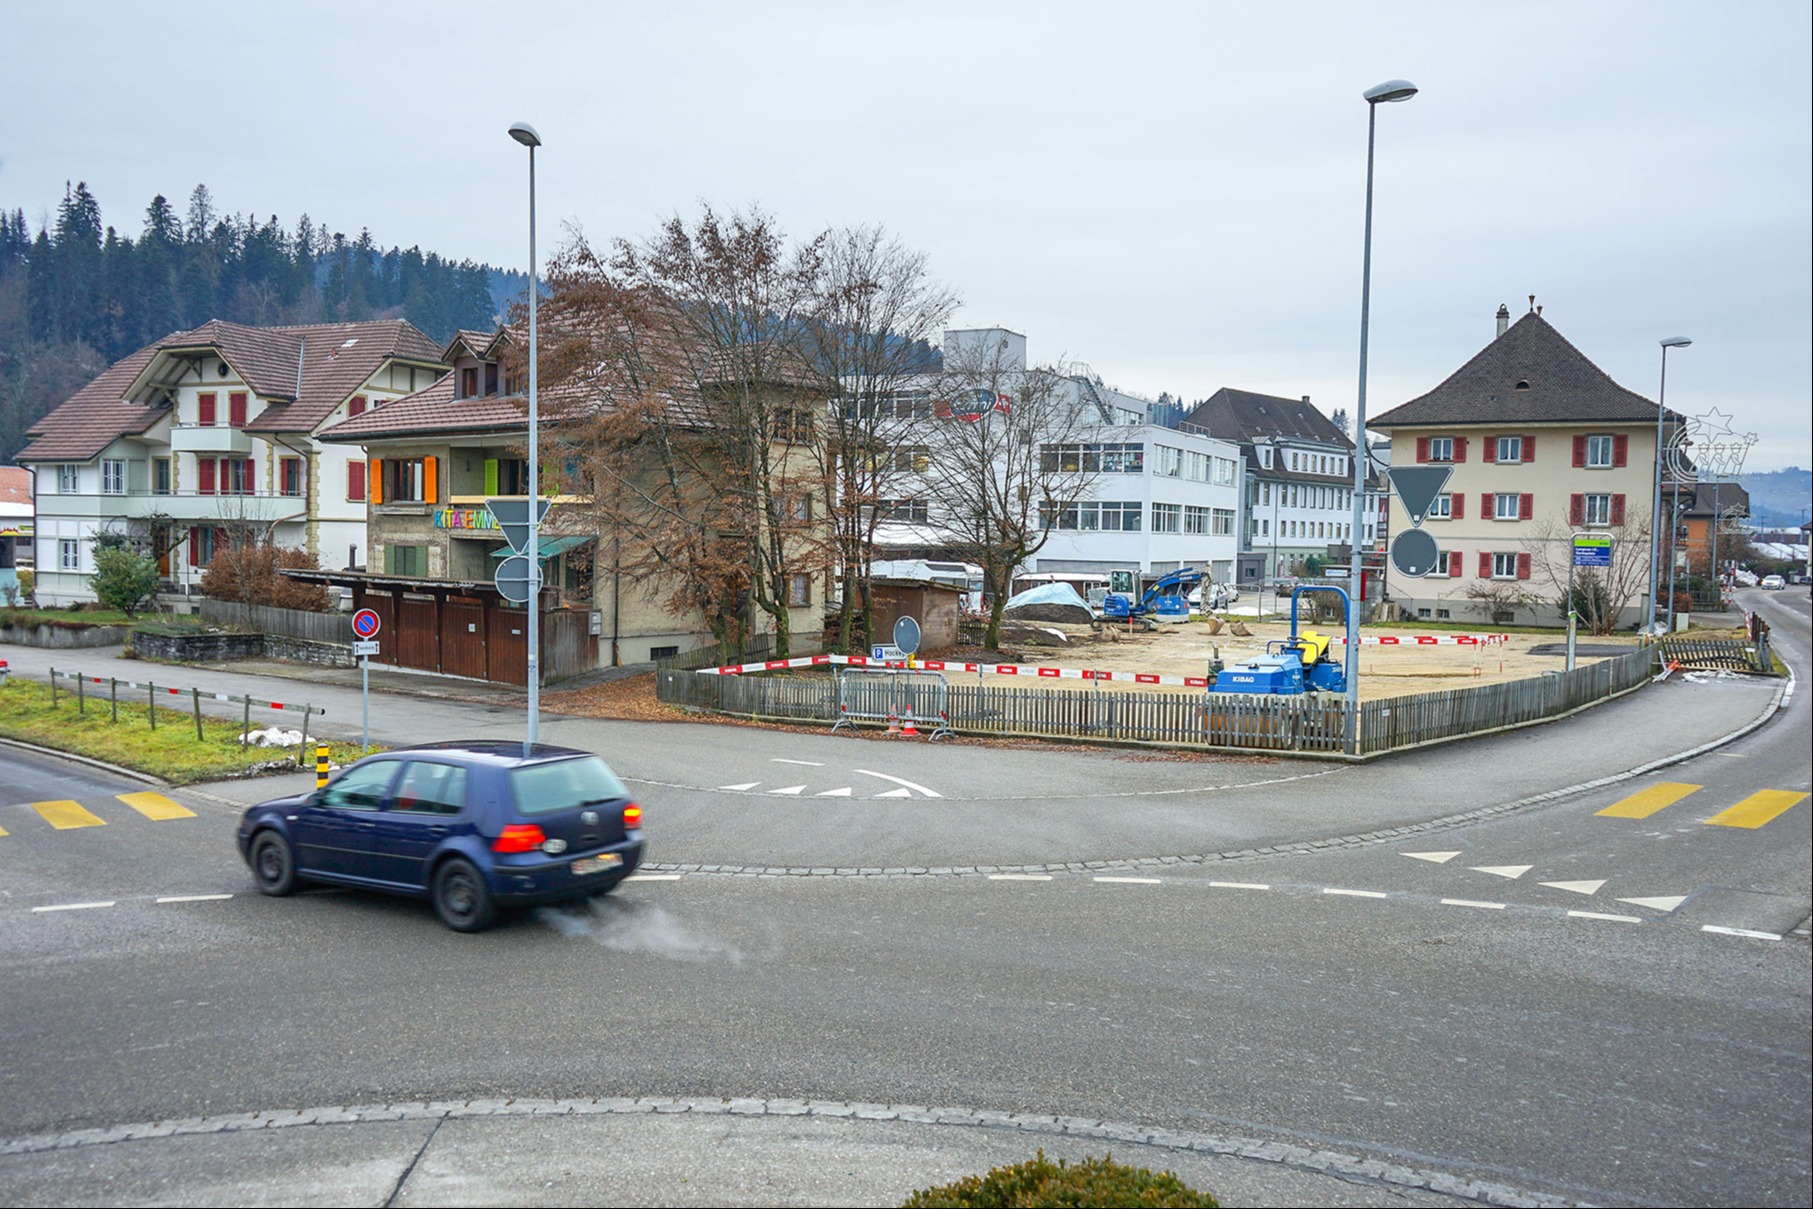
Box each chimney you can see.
[1496,304,1510,338]
[1301,395,1311,406]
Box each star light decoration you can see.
[1666,407,1757,483]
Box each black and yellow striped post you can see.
[315,744,331,789]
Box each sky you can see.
[5,1,1810,474]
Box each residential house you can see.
[15,319,446,605]
[1,465,32,600]
[1178,388,1370,591]
[1367,304,1675,627]
[1675,479,1750,582]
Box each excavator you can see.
[1101,567,1204,626]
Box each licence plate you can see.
[571,854,623,876]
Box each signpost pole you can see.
[361,653,370,751]
[1566,555,1577,672]
[350,608,381,751]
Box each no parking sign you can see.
[351,609,381,639]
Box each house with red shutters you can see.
[1368,303,1677,627]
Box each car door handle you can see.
[427,826,450,837]
[350,821,375,831]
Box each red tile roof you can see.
[0,465,33,506]
[317,374,529,441]
[15,342,171,462]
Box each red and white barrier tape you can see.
[1334,634,1509,646]
[48,670,320,713]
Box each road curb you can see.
[0,737,169,788]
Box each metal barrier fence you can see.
[1659,635,1767,672]
[46,667,325,751]
[831,667,952,738]
[656,643,1663,757]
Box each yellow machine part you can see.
[1294,630,1331,664]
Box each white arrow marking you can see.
[1541,879,1607,895]
[1702,925,1781,941]
[874,788,912,798]
[718,783,760,792]
[1618,895,1688,912]
[769,785,806,795]
[854,770,942,798]
[1442,899,1507,910]
[1471,865,1533,879]
[815,787,853,797]
[1404,851,1461,864]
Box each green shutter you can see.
[484,459,499,495]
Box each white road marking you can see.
[815,787,853,797]
[1209,881,1270,890]
[853,770,942,798]
[769,786,806,795]
[1404,851,1461,863]
[1569,910,1641,923]
[1540,879,1608,895]
[1324,888,1388,899]
[630,874,683,881]
[31,901,114,913]
[1094,876,1161,884]
[718,783,760,792]
[988,874,1052,881]
[1471,864,1533,879]
[1618,895,1688,913]
[874,788,912,798]
[156,894,233,904]
[771,759,823,766]
[1702,925,1781,941]
[1442,899,1507,910]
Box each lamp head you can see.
[1660,336,1692,349]
[1364,80,1419,104]
[508,122,542,149]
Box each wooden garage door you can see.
[442,598,488,680]
[396,596,439,671]
[487,605,529,685]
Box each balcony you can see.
[119,490,306,524]
[168,424,254,455]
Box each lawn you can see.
[0,677,373,784]
[2,606,141,628]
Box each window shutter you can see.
[243,458,255,495]
[1481,493,1493,520]
[1478,552,1492,579]
[1517,552,1532,580]
[1520,493,1533,520]
[1523,435,1535,463]
[1484,438,1497,464]
[423,456,438,504]
[348,460,366,502]
[1613,434,1629,467]
[1573,435,1587,467]
[1448,551,1462,578]
[350,396,367,417]
[484,458,499,495]
[1570,494,1585,525]
[1415,436,1428,463]
[1450,493,1464,520]
[198,393,216,426]
[197,457,216,495]
[369,459,383,505]
[1454,436,1468,463]
[228,392,248,428]
[188,526,200,567]
[1611,494,1626,525]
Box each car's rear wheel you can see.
[432,858,496,932]
[250,831,298,896]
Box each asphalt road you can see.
[0,594,1806,1207]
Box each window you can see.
[459,367,479,398]
[1213,508,1235,536]
[1040,442,1144,473]
[1583,493,1612,525]
[347,460,367,502]
[386,545,427,576]
[785,494,813,522]
[650,645,679,660]
[221,458,252,495]
[1429,494,1452,520]
[153,458,171,496]
[485,364,500,396]
[1214,456,1237,486]
[1493,552,1520,578]
[1492,492,1532,521]
[393,762,467,816]
[1494,435,1524,463]
[280,457,304,498]
[1572,492,1626,526]
[349,395,367,418]
[189,525,226,568]
[889,444,930,473]
[1152,503,1181,533]
[1153,445,1183,477]
[102,459,125,495]
[380,457,435,504]
[773,405,815,443]
[320,760,397,812]
[59,464,79,493]
[1184,505,1210,535]
[1422,436,1455,462]
[878,498,928,523]
[60,539,79,570]
[788,574,811,607]
[486,458,530,495]
[1040,501,1141,531]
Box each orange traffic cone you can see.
[900,707,919,738]
[886,708,901,734]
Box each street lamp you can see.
[1345,78,1417,755]
[509,120,542,756]
[1646,336,1690,635]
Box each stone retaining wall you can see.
[128,629,357,669]
[0,622,131,649]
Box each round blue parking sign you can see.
[351,608,381,639]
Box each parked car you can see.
[1760,574,1786,590]
[238,742,645,931]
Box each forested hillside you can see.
[0,182,524,463]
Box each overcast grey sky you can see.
[6,0,1809,472]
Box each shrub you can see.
[901,1151,1218,1208]
[200,544,334,612]
[90,546,160,616]
[15,568,33,601]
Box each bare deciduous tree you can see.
[1518,507,1655,634]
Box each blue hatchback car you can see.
[238,741,645,931]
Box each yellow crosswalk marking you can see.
[32,800,107,830]
[118,792,195,821]
[1705,790,1809,830]
[0,824,8,837]
[1597,782,1701,819]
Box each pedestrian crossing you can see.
[1596,782,1807,829]
[1,792,195,837]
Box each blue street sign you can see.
[1573,534,1613,568]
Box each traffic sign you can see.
[1387,467,1453,527]
[352,640,380,657]
[1389,528,1441,577]
[893,615,921,656]
[351,609,381,639]
[494,553,542,604]
[485,497,552,556]
[1573,533,1613,568]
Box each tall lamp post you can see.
[1646,336,1690,635]
[1345,78,1417,755]
[509,120,542,755]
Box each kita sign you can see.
[434,507,499,531]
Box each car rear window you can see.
[509,757,630,816]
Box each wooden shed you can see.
[869,577,968,652]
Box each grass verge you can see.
[0,678,373,784]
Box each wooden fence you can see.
[199,599,349,646]
[657,643,1660,757]
[1659,635,1766,672]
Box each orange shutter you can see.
[423,456,438,504]
[369,459,383,505]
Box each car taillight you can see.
[493,823,547,853]
[623,804,642,830]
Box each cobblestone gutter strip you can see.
[0,1096,1575,1208]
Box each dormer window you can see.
[486,364,500,396]
[460,367,479,398]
